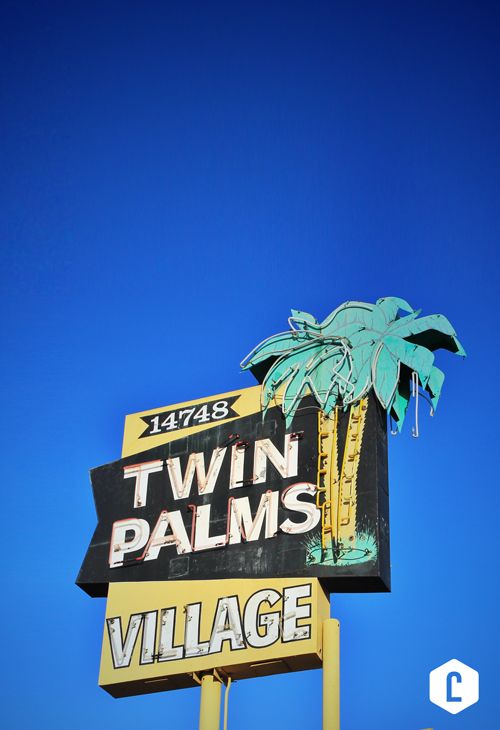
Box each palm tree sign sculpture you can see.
[241,297,465,567]
[241,296,465,431]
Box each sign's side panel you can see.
[99,578,329,697]
[122,385,262,457]
[375,396,390,591]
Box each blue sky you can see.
[1,1,498,728]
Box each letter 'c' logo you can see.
[446,671,462,702]
[429,659,479,715]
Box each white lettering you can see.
[166,448,226,500]
[243,589,281,648]
[193,504,227,551]
[109,518,150,567]
[123,460,163,508]
[282,584,312,641]
[280,482,320,534]
[228,491,279,543]
[229,443,245,489]
[253,435,298,484]
[184,604,209,657]
[142,509,192,561]
[158,608,183,661]
[140,611,157,664]
[209,596,244,652]
[106,611,157,668]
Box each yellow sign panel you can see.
[100,578,329,697]
[122,385,262,457]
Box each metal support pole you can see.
[198,673,222,730]
[322,618,340,730]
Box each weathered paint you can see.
[99,578,330,697]
[76,390,390,596]
[241,297,465,430]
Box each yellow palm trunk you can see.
[317,398,369,556]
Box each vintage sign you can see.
[76,297,466,713]
[77,388,390,597]
[99,578,329,697]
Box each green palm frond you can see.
[376,296,414,322]
[240,297,465,429]
[288,309,321,331]
[391,313,466,356]
[371,345,400,410]
[390,381,411,429]
[426,366,445,410]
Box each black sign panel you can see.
[77,394,389,596]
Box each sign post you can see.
[199,674,222,730]
[322,619,340,730]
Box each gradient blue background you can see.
[1,2,498,728]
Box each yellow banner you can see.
[99,578,329,696]
[122,385,262,457]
